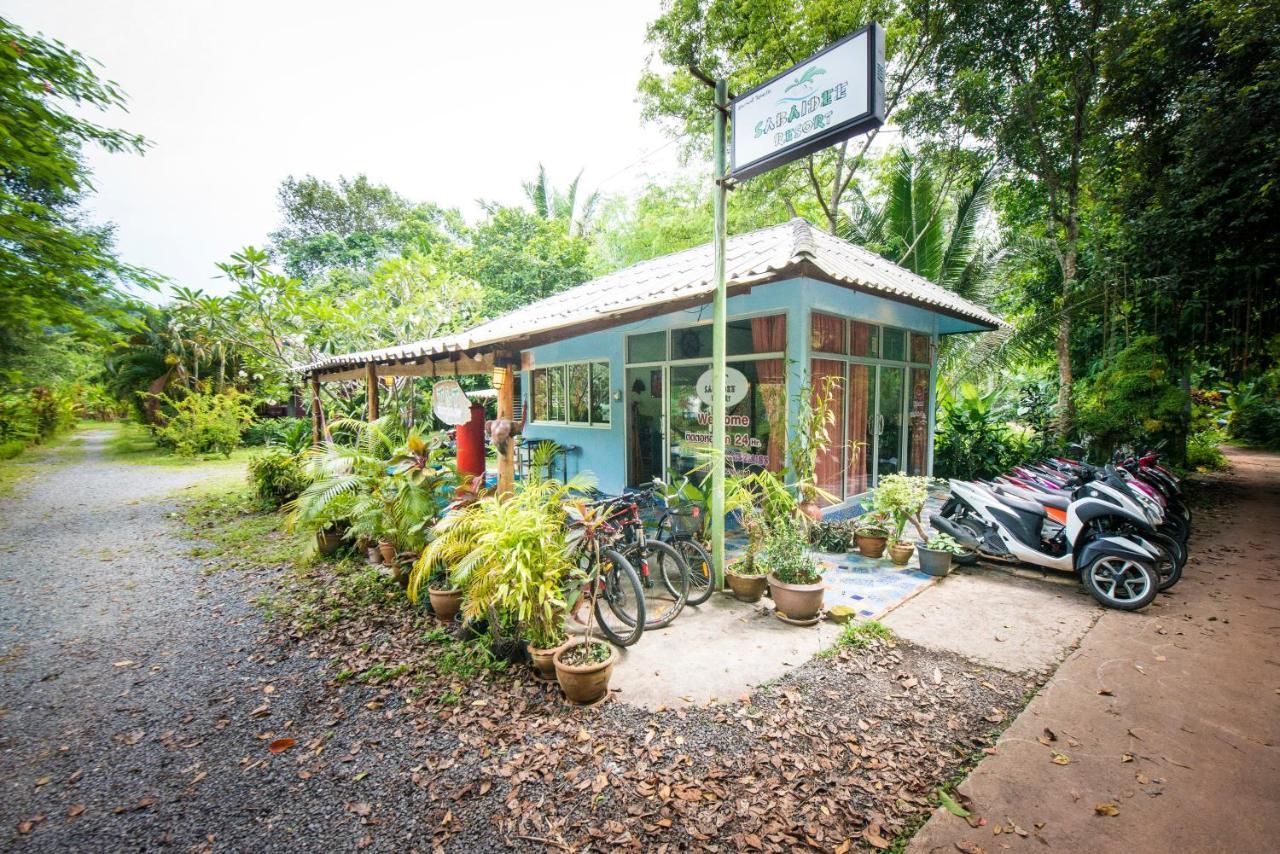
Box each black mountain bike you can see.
[599,493,691,629]
[638,484,716,607]
[566,499,646,647]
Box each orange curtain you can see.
[908,367,929,474]
[810,312,846,353]
[752,315,787,471]
[850,321,874,357]
[846,364,870,496]
[810,359,846,504]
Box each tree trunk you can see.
[1055,234,1078,440]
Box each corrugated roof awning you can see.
[301,218,1007,378]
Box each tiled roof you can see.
[302,218,1006,374]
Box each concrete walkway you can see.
[908,447,1280,853]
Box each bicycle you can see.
[565,499,646,647]
[601,491,691,629]
[643,481,716,607]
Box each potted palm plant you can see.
[411,443,590,675]
[761,515,825,622]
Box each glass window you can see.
[590,362,610,424]
[910,332,931,364]
[907,367,930,475]
[627,332,665,363]
[668,315,786,361]
[567,363,590,423]
[545,365,566,421]
[531,361,609,425]
[850,321,876,357]
[811,312,846,354]
[531,368,548,422]
[882,327,906,361]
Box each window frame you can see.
[528,359,612,428]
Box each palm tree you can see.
[522,164,600,237]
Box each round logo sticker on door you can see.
[695,366,750,409]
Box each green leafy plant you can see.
[757,514,821,585]
[152,389,254,457]
[410,443,593,649]
[924,532,966,554]
[789,374,842,507]
[810,519,856,552]
[865,471,926,545]
[854,513,890,538]
[868,474,930,544]
[247,446,310,506]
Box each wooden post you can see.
[365,363,379,421]
[309,373,323,446]
[497,364,515,495]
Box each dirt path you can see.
[909,446,1280,853]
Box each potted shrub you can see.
[725,556,768,602]
[554,638,617,705]
[426,566,463,623]
[867,474,930,566]
[918,533,963,576]
[810,519,855,553]
[315,525,345,556]
[854,515,890,558]
[761,516,825,621]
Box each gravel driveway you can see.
[0,429,1029,852]
[0,429,352,851]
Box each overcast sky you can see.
[9,0,685,295]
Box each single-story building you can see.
[301,218,1004,508]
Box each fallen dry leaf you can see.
[268,738,296,754]
[1051,752,1071,766]
[1095,803,1120,817]
[66,804,86,818]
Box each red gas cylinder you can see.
[455,402,486,477]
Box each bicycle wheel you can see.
[592,547,645,647]
[670,536,715,606]
[628,540,689,629]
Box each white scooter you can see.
[933,479,1162,610]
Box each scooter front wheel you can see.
[1081,555,1159,611]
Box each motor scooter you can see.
[933,480,1162,610]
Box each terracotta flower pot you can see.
[554,641,617,705]
[856,533,888,558]
[798,500,825,522]
[528,640,569,680]
[888,541,915,566]
[316,529,343,556]
[916,546,953,577]
[377,539,398,565]
[726,570,768,603]
[767,573,825,621]
[428,586,463,623]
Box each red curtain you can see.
[846,364,870,496]
[810,359,846,505]
[810,312,846,354]
[752,315,787,471]
[850,321,874,357]
[908,367,929,474]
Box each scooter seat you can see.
[994,490,1047,518]
[1034,491,1070,511]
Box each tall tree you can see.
[522,164,600,237]
[0,16,153,348]
[639,0,946,232]
[904,0,1125,435]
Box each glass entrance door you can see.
[874,366,905,480]
[625,366,664,488]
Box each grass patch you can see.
[256,558,406,634]
[0,432,84,500]
[180,483,306,569]
[422,627,508,680]
[103,420,254,468]
[817,619,893,658]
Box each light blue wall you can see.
[520,276,948,494]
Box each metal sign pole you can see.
[710,78,728,589]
